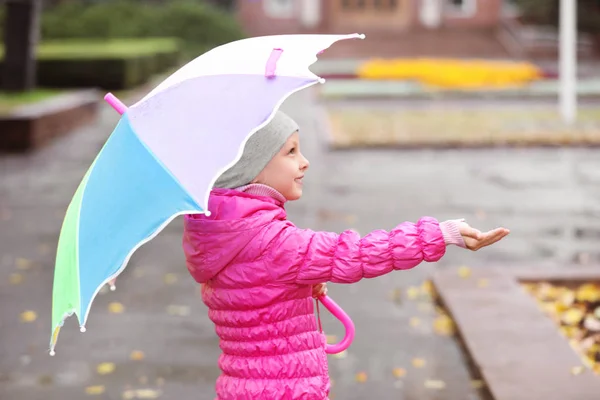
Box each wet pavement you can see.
[1,86,600,399]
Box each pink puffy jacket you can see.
[182,188,446,400]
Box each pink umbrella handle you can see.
[318,294,355,354]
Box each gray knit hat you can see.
[214,110,299,189]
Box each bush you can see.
[0,7,4,42]
[0,38,183,90]
[41,0,246,57]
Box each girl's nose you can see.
[301,155,310,171]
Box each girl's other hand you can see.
[458,221,510,251]
[312,283,328,298]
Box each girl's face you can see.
[252,132,309,201]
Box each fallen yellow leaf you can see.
[388,288,403,304]
[421,280,434,296]
[392,368,406,378]
[458,266,471,279]
[412,358,426,368]
[562,308,585,326]
[571,366,585,375]
[130,389,161,399]
[96,362,116,375]
[163,273,178,285]
[166,305,190,317]
[130,350,145,361]
[85,385,106,395]
[407,286,420,300]
[16,258,33,270]
[471,379,485,389]
[355,371,368,383]
[576,283,600,302]
[9,273,23,285]
[477,279,489,288]
[108,302,125,314]
[37,374,53,386]
[326,335,338,344]
[20,310,37,323]
[424,379,446,389]
[409,317,421,327]
[433,314,455,336]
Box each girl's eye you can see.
[288,147,296,154]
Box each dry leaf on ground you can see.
[166,305,190,317]
[433,314,455,336]
[20,310,37,323]
[471,379,485,389]
[477,279,489,288]
[412,358,426,368]
[85,385,106,395]
[108,302,125,314]
[16,258,33,270]
[122,388,162,399]
[407,286,420,300]
[526,281,600,374]
[9,273,23,285]
[96,362,116,375]
[130,350,145,361]
[355,372,368,383]
[424,379,446,390]
[458,266,471,279]
[392,368,406,378]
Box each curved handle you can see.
[318,294,355,354]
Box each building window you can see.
[445,0,477,17]
[264,0,294,18]
[341,0,398,11]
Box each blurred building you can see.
[239,0,505,34]
[236,0,598,59]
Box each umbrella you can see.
[50,33,363,356]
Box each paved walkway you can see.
[2,86,600,399]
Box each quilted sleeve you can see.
[267,217,446,285]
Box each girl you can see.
[182,111,509,400]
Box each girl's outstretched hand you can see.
[312,283,327,298]
[458,221,510,251]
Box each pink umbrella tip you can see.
[104,93,128,115]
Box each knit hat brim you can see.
[213,110,299,189]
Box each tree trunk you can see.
[2,0,42,92]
